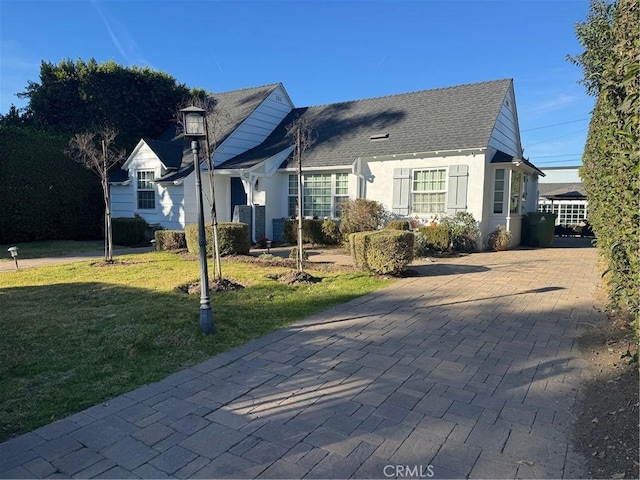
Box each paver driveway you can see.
[0,243,602,479]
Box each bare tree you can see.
[286,116,315,273]
[66,126,126,262]
[177,96,233,280]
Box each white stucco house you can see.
[110,79,544,248]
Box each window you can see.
[288,173,349,218]
[538,202,588,226]
[411,169,446,214]
[493,169,505,214]
[510,171,522,214]
[137,170,155,210]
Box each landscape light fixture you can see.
[180,105,215,335]
[7,246,19,270]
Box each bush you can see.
[154,230,186,251]
[321,218,342,244]
[350,230,414,275]
[283,218,337,245]
[386,220,410,231]
[112,217,148,246]
[416,225,451,254]
[487,225,512,251]
[185,222,250,256]
[440,212,480,252]
[340,199,390,236]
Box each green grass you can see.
[0,239,110,260]
[0,251,392,442]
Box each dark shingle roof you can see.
[144,84,282,181]
[539,183,587,199]
[220,79,513,170]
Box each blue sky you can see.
[0,0,593,167]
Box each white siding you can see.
[539,167,581,183]
[183,170,231,227]
[488,88,521,157]
[364,153,486,223]
[213,85,294,165]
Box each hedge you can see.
[0,125,102,243]
[416,225,451,253]
[282,218,335,245]
[154,230,187,251]
[112,217,148,246]
[350,230,414,275]
[386,220,411,231]
[185,222,250,256]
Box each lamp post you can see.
[8,246,19,270]
[181,106,215,335]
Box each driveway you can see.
[0,242,602,479]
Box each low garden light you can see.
[8,246,19,270]
[180,105,215,335]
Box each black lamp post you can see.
[181,106,214,335]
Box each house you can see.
[537,166,588,227]
[110,79,544,248]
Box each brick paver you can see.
[0,241,601,478]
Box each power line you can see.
[526,129,587,147]
[521,118,589,132]
[534,153,582,158]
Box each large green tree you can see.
[572,0,639,315]
[17,58,193,150]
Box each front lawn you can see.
[0,239,107,260]
[0,251,392,442]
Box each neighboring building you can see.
[110,79,544,248]
[538,166,588,227]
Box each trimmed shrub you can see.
[185,222,250,256]
[154,230,186,251]
[283,218,334,245]
[321,218,341,245]
[350,230,414,275]
[440,212,480,253]
[487,225,512,251]
[112,217,148,246]
[386,220,411,231]
[340,199,390,236]
[417,225,451,253]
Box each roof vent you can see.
[370,133,389,141]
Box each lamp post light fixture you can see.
[8,246,19,270]
[180,106,215,335]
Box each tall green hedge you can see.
[575,0,639,315]
[0,126,102,244]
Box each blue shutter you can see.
[392,168,411,215]
[446,165,469,215]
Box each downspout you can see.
[240,172,257,244]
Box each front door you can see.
[230,177,247,218]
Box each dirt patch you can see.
[175,278,244,294]
[573,309,639,479]
[90,259,131,267]
[266,271,322,285]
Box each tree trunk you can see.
[296,127,304,273]
[102,140,113,262]
[204,125,222,281]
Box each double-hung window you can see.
[493,169,505,214]
[288,173,349,218]
[411,168,446,214]
[137,170,155,210]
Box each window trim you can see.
[410,167,447,215]
[136,170,156,210]
[288,172,349,218]
[493,168,505,214]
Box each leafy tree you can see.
[572,0,639,315]
[65,127,126,262]
[17,58,193,150]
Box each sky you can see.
[0,0,594,168]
